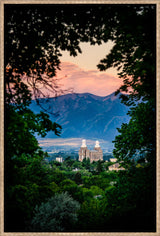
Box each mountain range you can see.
[29,92,130,142]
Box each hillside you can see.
[29,92,130,142]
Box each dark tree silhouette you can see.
[4,4,156,232]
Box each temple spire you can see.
[95,140,100,148]
[81,139,87,147]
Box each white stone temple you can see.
[79,139,103,162]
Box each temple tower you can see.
[79,140,103,162]
[94,140,102,152]
[89,140,103,162]
[78,139,90,161]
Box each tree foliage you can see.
[4,4,156,232]
[5,4,156,163]
[113,100,156,167]
[97,5,156,105]
[5,4,108,105]
[6,104,61,158]
[5,4,155,105]
[31,192,80,232]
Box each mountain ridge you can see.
[30,92,130,142]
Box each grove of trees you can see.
[4,4,156,232]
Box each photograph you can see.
[1,2,158,234]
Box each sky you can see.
[38,138,113,152]
[55,41,122,97]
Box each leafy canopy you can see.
[5,5,155,106]
[31,192,80,232]
[5,5,156,232]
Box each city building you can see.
[108,159,125,171]
[109,158,117,162]
[79,139,103,162]
[56,157,63,163]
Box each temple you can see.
[79,139,103,162]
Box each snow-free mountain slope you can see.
[30,92,130,141]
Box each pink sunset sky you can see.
[55,42,122,97]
